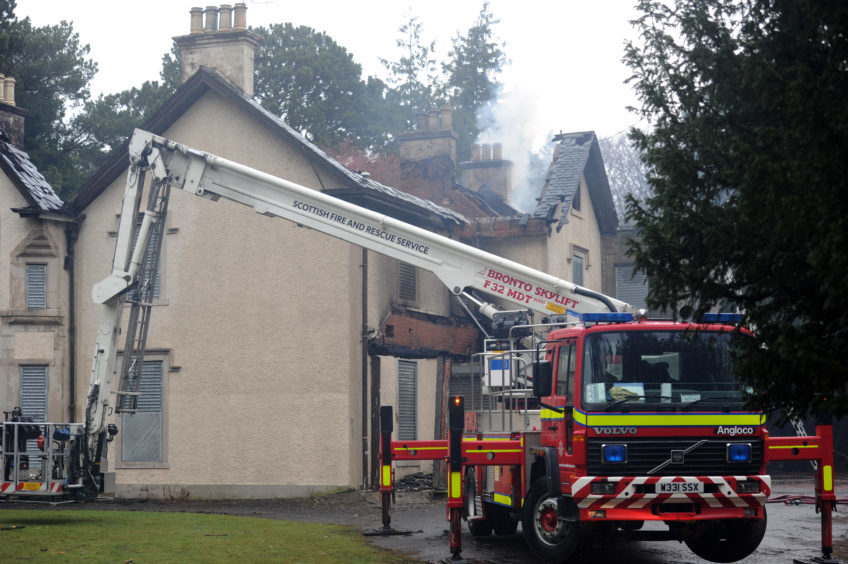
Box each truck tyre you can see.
[522,477,581,562]
[683,509,767,563]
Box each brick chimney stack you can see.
[397,106,458,205]
[173,4,261,95]
[0,75,26,148]
[460,141,513,204]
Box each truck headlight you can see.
[736,479,761,494]
[726,443,751,462]
[602,444,627,463]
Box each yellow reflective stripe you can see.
[450,472,461,499]
[394,446,445,451]
[824,465,833,492]
[769,444,818,449]
[476,449,523,454]
[493,492,512,506]
[579,412,765,427]
[573,409,587,425]
[541,408,565,420]
[381,465,391,487]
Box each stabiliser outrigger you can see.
[0,130,838,564]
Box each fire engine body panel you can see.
[0,130,836,563]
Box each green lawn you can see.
[0,509,416,563]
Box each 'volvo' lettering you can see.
[593,427,638,436]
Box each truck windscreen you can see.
[581,330,747,410]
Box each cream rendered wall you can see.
[479,178,605,303]
[0,178,69,422]
[75,91,364,498]
[543,177,604,290]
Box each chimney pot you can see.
[493,143,503,160]
[482,143,492,161]
[427,109,440,130]
[190,7,204,33]
[415,113,427,131]
[4,77,15,106]
[219,5,233,30]
[204,5,219,32]
[471,144,480,161]
[440,106,452,130]
[233,3,247,29]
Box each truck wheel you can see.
[683,509,767,563]
[522,478,581,562]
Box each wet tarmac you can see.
[365,478,847,563]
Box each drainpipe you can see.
[361,248,369,489]
[64,217,82,421]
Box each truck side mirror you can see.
[533,361,553,398]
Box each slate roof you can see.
[0,127,63,212]
[534,131,618,233]
[69,67,466,229]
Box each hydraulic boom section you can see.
[128,129,633,322]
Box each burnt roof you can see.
[534,131,618,233]
[68,67,466,230]
[0,127,64,212]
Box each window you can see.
[555,341,576,400]
[581,331,747,409]
[572,183,581,211]
[121,360,164,463]
[398,262,417,302]
[25,263,47,309]
[20,365,48,469]
[397,360,417,440]
[572,252,585,287]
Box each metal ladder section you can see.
[116,180,171,414]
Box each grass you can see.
[0,509,416,563]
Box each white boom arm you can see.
[86,129,632,446]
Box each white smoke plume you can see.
[474,86,554,213]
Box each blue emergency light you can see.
[701,313,743,324]
[726,443,752,462]
[581,312,634,324]
[602,444,628,463]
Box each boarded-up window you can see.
[397,360,417,440]
[121,360,163,462]
[398,262,417,302]
[20,365,47,469]
[25,264,47,309]
[572,253,585,287]
[615,265,649,310]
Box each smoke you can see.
[474,86,553,213]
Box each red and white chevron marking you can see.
[571,475,772,510]
[0,482,62,494]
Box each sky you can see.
[18,0,644,152]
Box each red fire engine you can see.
[380,312,838,562]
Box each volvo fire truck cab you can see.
[0,130,836,564]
